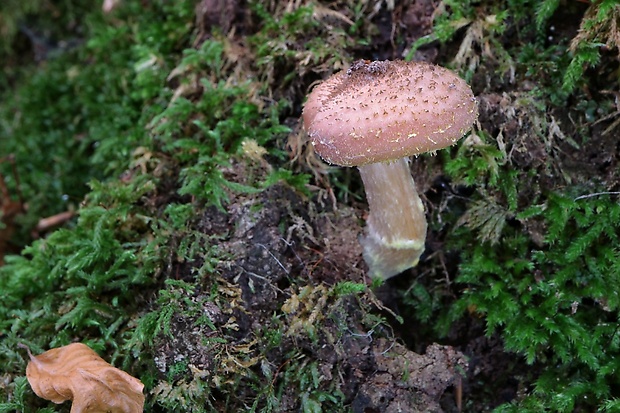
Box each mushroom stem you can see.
[358,158,427,279]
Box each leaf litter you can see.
[21,342,144,413]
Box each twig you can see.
[574,192,620,201]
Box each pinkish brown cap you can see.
[303,60,478,166]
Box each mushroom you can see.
[302,60,477,279]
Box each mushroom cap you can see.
[302,60,478,166]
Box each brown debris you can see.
[0,156,25,265]
[195,0,240,43]
[22,343,144,413]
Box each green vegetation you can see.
[400,1,620,411]
[1,0,620,411]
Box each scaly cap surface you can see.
[303,60,478,166]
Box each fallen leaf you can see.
[23,343,144,413]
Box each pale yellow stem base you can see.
[358,158,427,279]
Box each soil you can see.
[152,158,468,411]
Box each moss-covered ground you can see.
[1,0,620,411]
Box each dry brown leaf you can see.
[23,343,144,413]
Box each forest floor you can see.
[1,1,620,412]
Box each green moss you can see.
[398,1,620,410]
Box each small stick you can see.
[35,210,75,233]
[574,192,620,201]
